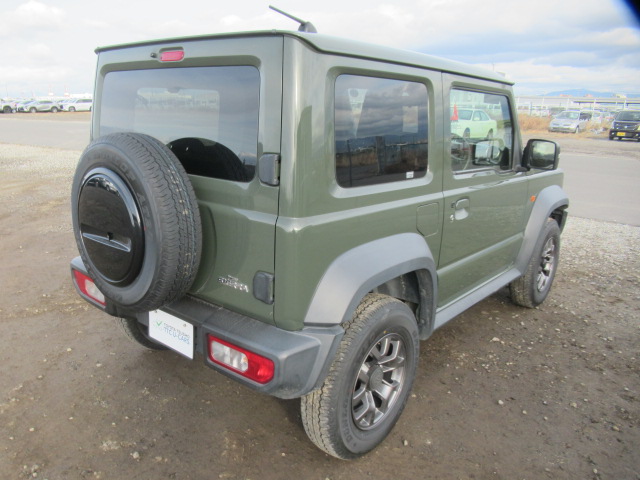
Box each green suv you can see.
[70,29,568,459]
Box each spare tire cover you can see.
[71,132,202,312]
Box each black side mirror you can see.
[522,139,560,171]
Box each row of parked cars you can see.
[0,98,93,113]
[548,109,640,140]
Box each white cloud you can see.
[26,43,52,60]
[0,0,638,97]
[1,0,65,35]
[482,59,640,95]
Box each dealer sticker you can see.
[148,310,194,359]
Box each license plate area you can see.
[149,310,194,359]
[617,132,627,136]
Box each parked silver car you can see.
[20,100,60,113]
[548,110,588,133]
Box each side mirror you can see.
[523,139,560,171]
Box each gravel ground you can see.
[0,141,638,480]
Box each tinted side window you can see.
[449,89,513,173]
[101,66,260,182]
[335,75,428,188]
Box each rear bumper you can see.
[70,256,343,399]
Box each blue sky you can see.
[1,0,638,97]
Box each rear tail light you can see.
[207,335,274,384]
[72,269,106,306]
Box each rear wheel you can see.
[69,106,76,112]
[301,294,419,459]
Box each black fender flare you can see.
[515,184,568,274]
[303,233,437,336]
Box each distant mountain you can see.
[545,89,640,98]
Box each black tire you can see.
[71,132,202,313]
[2,106,11,113]
[29,107,36,113]
[51,107,58,113]
[510,218,561,308]
[69,106,76,112]
[117,317,167,350]
[301,293,419,459]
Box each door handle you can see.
[451,197,470,221]
[453,198,470,210]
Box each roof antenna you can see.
[269,5,317,33]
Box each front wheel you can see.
[301,294,419,459]
[510,218,561,308]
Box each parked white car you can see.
[451,108,498,139]
[1,99,16,113]
[63,98,93,112]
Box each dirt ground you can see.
[0,128,638,480]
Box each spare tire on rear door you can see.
[71,132,202,313]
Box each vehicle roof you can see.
[95,30,512,86]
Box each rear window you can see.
[100,66,260,182]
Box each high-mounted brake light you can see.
[207,335,274,384]
[160,50,184,62]
[72,270,106,306]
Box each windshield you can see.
[100,66,260,182]
[557,111,579,120]
[617,111,640,122]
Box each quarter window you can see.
[449,89,513,173]
[335,75,428,188]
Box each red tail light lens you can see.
[207,335,274,384]
[160,50,184,62]
[72,270,106,306]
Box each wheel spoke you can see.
[373,379,400,409]
[352,390,377,427]
[370,337,390,361]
